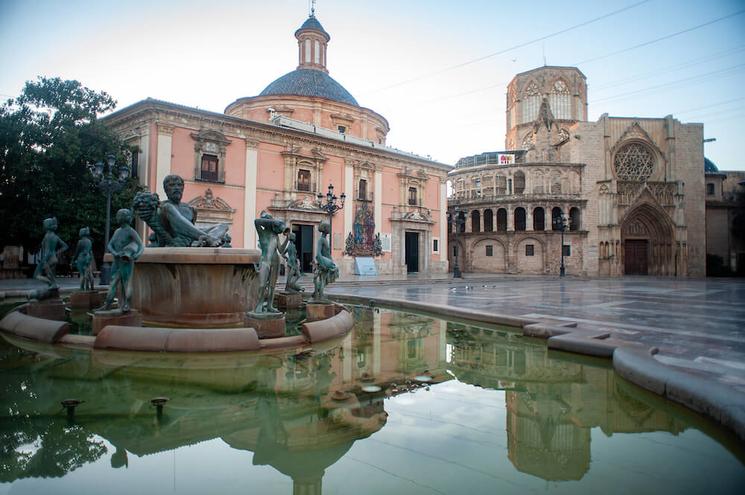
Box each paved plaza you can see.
[327,276,745,396]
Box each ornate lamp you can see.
[89,153,131,285]
[317,183,346,251]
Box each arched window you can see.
[614,142,656,182]
[495,175,507,195]
[483,209,494,232]
[570,207,581,231]
[548,79,571,120]
[497,208,507,232]
[533,207,545,231]
[552,207,563,231]
[514,207,526,231]
[521,81,541,123]
[514,171,525,194]
[471,210,481,233]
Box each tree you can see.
[0,77,139,264]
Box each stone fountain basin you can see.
[106,247,260,328]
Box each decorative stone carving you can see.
[617,182,642,206]
[188,188,235,225]
[614,142,655,182]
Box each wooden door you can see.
[624,239,648,275]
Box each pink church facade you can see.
[103,14,451,276]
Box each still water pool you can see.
[1,307,743,494]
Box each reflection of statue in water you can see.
[284,232,304,293]
[34,217,69,289]
[132,175,229,247]
[254,212,289,314]
[312,221,338,302]
[72,227,95,291]
[97,209,144,313]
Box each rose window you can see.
[614,143,655,181]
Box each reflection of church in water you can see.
[2,310,698,489]
[447,324,688,480]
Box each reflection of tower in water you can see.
[447,322,690,482]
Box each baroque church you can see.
[102,14,451,276]
[448,66,706,277]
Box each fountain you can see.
[0,175,353,352]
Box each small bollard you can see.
[61,399,83,422]
[151,397,169,419]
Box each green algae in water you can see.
[0,307,743,495]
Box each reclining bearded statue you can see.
[133,175,230,247]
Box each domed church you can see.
[103,13,451,276]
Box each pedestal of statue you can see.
[306,302,337,322]
[69,290,106,310]
[90,309,142,336]
[26,297,66,321]
[245,312,286,339]
[276,291,303,310]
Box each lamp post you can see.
[317,183,346,252]
[553,211,569,277]
[88,153,130,285]
[451,208,465,278]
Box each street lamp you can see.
[88,153,130,285]
[317,183,346,252]
[553,211,570,277]
[450,208,465,278]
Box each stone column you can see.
[375,170,383,233]
[507,207,514,232]
[155,123,173,199]
[526,207,533,231]
[244,140,258,249]
[344,162,354,246]
[439,180,448,268]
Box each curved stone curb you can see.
[0,304,355,354]
[94,325,262,352]
[330,291,745,442]
[614,347,745,442]
[0,309,70,343]
[303,309,354,343]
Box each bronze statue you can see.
[311,220,338,302]
[33,217,69,289]
[254,211,289,314]
[97,209,144,313]
[283,232,304,293]
[133,175,228,247]
[72,227,95,291]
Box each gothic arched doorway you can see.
[621,204,675,276]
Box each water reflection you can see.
[0,307,741,492]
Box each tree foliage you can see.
[0,76,139,259]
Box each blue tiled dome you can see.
[259,69,359,106]
[705,157,719,173]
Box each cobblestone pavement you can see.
[328,276,745,394]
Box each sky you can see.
[1,0,744,170]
